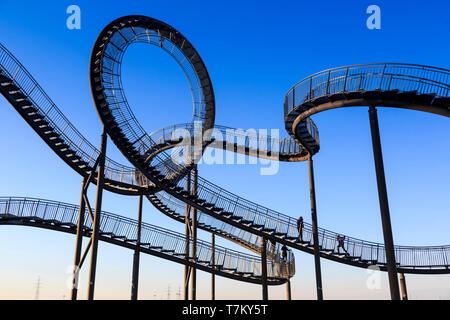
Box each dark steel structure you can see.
[0,197,292,284]
[284,63,450,299]
[0,15,449,300]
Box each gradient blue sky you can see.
[0,0,449,299]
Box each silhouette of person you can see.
[336,235,349,255]
[281,244,288,261]
[297,216,304,241]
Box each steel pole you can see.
[87,128,107,300]
[131,194,143,300]
[308,156,323,300]
[191,165,198,300]
[184,171,191,300]
[211,233,215,300]
[368,106,400,300]
[399,273,408,300]
[286,279,292,300]
[261,236,268,300]
[71,176,87,300]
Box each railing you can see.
[284,63,450,117]
[0,197,295,279]
[0,43,142,189]
[150,191,294,263]
[158,168,450,270]
[144,123,306,159]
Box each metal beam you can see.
[368,106,400,300]
[211,233,215,300]
[191,165,198,300]
[131,194,143,300]
[308,156,323,300]
[286,279,292,300]
[71,176,87,300]
[261,236,268,300]
[399,273,408,300]
[87,128,107,300]
[184,170,191,300]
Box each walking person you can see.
[336,235,349,255]
[297,216,304,242]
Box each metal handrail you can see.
[0,197,295,279]
[284,63,450,117]
[0,42,142,188]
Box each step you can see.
[397,90,417,101]
[223,267,237,272]
[111,235,126,240]
[0,74,12,83]
[328,92,346,101]
[431,97,450,107]
[414,93,436,105]
[361,259,378,264]
[362,89,382,100]
[2,83,19,92]
[173,253,186,257]
[380,89,399,100]
[203,202,215,208]
[220,211,233,218]
[10,91,27,100]
[311,95,330,105]
[344,90,364,100]
[197,260,210,264]
[16,100,33,107]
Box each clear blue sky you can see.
[0,0,449,299]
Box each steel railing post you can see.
[308,155,323,300]
[211,233,215,300]
[368,106,400,300]
[131,194,143,300]
[399,273,408,300]
[71,176,87,300]
[261,236,268,300]
[87,127,107,300]
[191,165,198,300]
[184,171,191,300]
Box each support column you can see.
[261,237,268,300]
[368,106,400,300]
[184,171,191,300]
[308,156,323,300]
[211,233,215,300]
[191,165,198,300]
[131,194,143,300]
[87,128,107,300]
[399,273,408,300]
[286,279,292,300]
[71,176,87,300]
